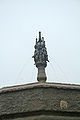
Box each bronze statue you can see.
[32,32,49,82]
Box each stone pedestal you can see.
[37,66,47,82]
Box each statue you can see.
[32,32,49,82]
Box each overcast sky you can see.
[0,0,80,88]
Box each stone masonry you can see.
[0,82,80,120]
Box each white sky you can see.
[0,0,80,88]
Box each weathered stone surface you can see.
[2,115,80,120]
[0,82,80,120]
